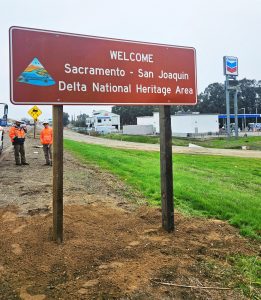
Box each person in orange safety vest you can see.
[40,120,53,166]
[9,120,29,165]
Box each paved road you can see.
[64,130,261,158]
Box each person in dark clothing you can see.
[9,120,29,166]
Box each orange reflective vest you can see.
[40,127,53,145]
[9,126,26,144]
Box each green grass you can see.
[64,139,261,240]
[230,255,261,299]
[199,255,261,299]
[190,136,261,150]
[105,133,161,144]
[104,134,261,150]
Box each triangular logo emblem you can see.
[17,57,56,86]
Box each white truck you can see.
[0,103,8,155]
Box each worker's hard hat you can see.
[42,120,49,124]
[15,120,22,123]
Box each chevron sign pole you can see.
[223,56,239,138]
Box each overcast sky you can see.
[1,0,261,120]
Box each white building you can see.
[137,112,219,136]
[86,110,120,133]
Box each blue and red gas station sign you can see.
[223,56,238,76]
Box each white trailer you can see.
[137,112,219,136]
[123,125,154,135]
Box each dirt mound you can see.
[0,204,259,299]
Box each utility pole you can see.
[233,89,239,138]
[243,108,246,132]
[255,93,260,125]
[225,77,231,137]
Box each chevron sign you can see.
[223,56,238,76]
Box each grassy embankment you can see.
[103,134,261,150]
[64,139,261,240]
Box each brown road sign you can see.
[10,26,197,106]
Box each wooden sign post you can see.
[52,105,63,243]
[33,118,37,139]
[159,106,174,232]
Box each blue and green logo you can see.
[17,57,55,86]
